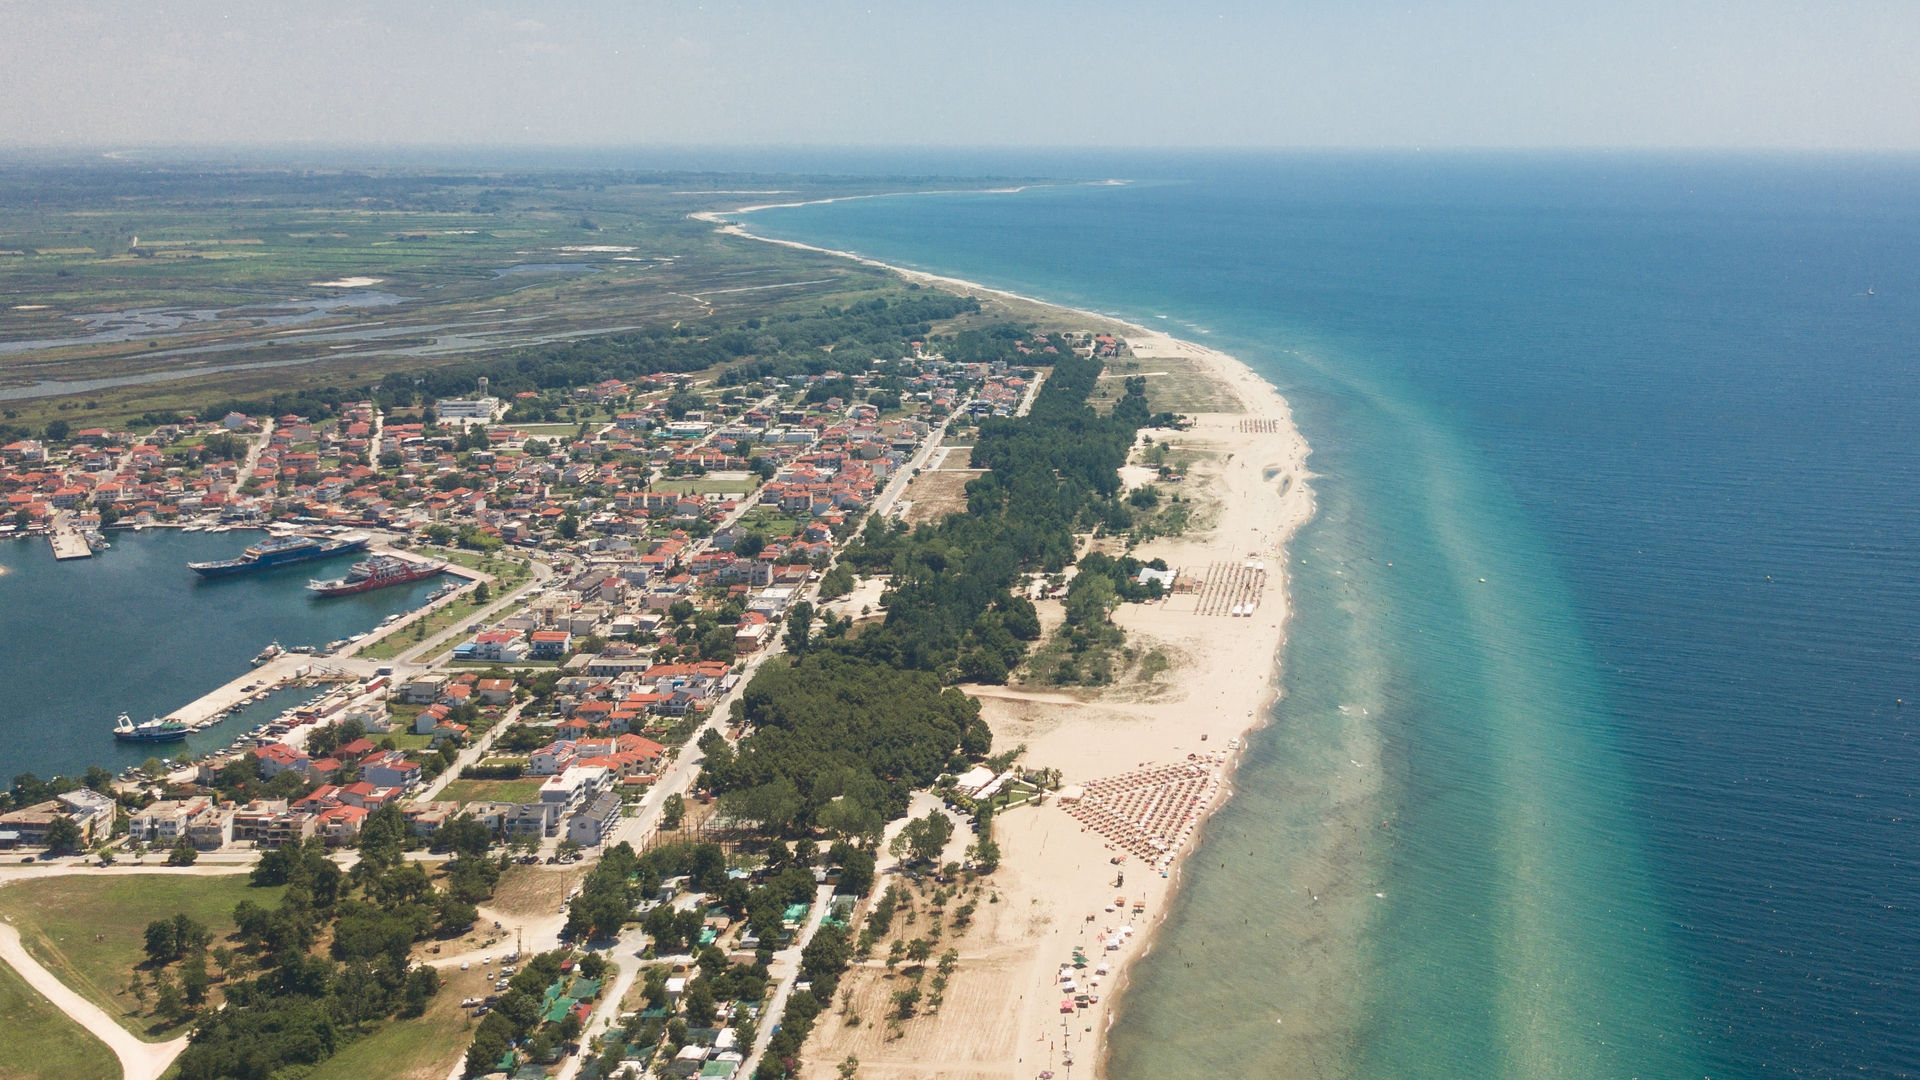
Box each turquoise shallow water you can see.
[0,529,441,778]
[745,154,1920,1079]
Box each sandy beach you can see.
[708,197,1317,1080]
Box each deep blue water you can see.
[0,530,441,779]
[747,154,1920,1079]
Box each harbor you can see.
[46,511,94,560]
[0,527,462,779]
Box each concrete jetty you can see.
[47,512,92,560]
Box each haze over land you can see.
[2,0,1918,150]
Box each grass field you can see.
[416,548,535,582]
[359,592,494,662]
[648,477,759,497]
[0,959,118,1080]
[306,966,496,1080]
[0,873,282,1040]
[440,778,545,805]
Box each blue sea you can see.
[745,154,1920,1080]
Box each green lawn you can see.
[648,477,760,496]
[440,778,545,805]
[358,593,492,662]
[415,546,535,582]
[0,873,282,1041]
[0,959,118,1080]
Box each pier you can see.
[47,512,92,560]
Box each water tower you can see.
[477,376,489,396]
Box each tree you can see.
[144,919,179,964]
[683,980,717,1026]
[473,580,492,602]
[556,514,579,540]
[167,839,199,866]
[783,601,815,657]
[888,811,953,869]
[180,952,212,1007]
[42,816,84,855]
[661,792,686,830]
[838,1055,861,1080]
[153,975,186,1025]
[43,418,69,442]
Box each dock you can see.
[47,512,92,560]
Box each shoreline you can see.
[705,204,1318,1079]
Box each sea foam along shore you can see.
[702,203,1319,1079]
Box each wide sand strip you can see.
[706,207,1314,1080]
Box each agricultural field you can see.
[0,164,998,431]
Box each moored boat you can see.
[189,532,370,577]
[113,712,190,743]
[308,553,447,597]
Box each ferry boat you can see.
[188,532,370,577]
[113,712,189,743]
[308,554,446,597]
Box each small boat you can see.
[114,712,189,743]
[252,641,283,666]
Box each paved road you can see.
[386,553,556,667]
[413,698,530,804]
[0,921,189,1080]
[553,923,651,1080]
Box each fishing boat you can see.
[113,712,189,743]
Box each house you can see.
[253,742,311,778]
[129,796,215,846]
[315,804,369,844]
[361,751,424,790]
[337,781,404,810]
[469,630,530,662]
[566,792,623,847]
[528,740,577,777]
[476,678,515,706]
[401,673,451,705]
[528,629,573,659]
[404,801,462,837]
[0,800,97,848]
[538,765,609,812]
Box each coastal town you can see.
[0,281,1318,1080]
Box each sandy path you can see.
[0,921,189,1080]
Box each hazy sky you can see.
[3,1,1917,150]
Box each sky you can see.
[2,0,1917,150]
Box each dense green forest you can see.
[834,349,1156,680]
[697,654,989,838]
